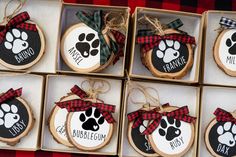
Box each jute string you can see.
[0,0,26,25]
[138,15,165,36]
[81,79,111,101]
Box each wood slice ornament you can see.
[127,105,159,156]
[213,17,236,76]
[56,84,116,151]
[48,93,76,147]
[143,105,196,157]
[137,17,196,79]
[61,10,126,73]
[205,108,236,157]
[0,88,34,145]
[0,12,45,70]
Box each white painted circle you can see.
[61,23,100,71]
[219,29,236,71]
[151,116,192,155]
[69,107,110,148]
[53,108,69,141]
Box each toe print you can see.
[98,116,104,125]
[86,33,95,41]
[158,117,181,141]
[226,32,236,55]
[0,103,20,128]
[75,33,100,58]
[217,122,236,147]
[79,113,86,122]
[139,120,149,140]
[156,40,180,63]
[85,107,92,117]
[4,29,29,54]
[79,107,105,132]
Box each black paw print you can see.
[75,33,100,58]
[226,32,236,55]
[158,117,181,141]
[79,107,104,131]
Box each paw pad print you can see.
[226,32,236,55]
[158,117,181,141]
[156,40,180,63]
[217,122,236,147]
[79,107,104,131]
[75,33,100,58]
[139,120,149,140]
[4,29,29,54]
[0,103,20,128]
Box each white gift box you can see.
[0,0,61,73]
[41,74,123,155]
[0,73,44,151]
[129,7,203,84]
[57,3,130,77]
[203,11,236,86]
[120,80,200,157]
[199,86,236,156]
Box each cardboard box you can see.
[202,11,236,86]
[119,80,200,157]
[199,86,236,156]
[57,2,130,78]
[41,75,123,155]
[129,7,203,84]
[0,0,61,73]
[0,72,44,151]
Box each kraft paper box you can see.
[119,80,200,157]
[41,74,123,155]
[57,2,130,78]
[202,11,236,87]
[129,7,203,84]
[0,0,61,74]
[0,72,44,151]
[199,86,236,156]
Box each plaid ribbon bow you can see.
[0,88,22,104]
[214,108,236,124]
[56,85,116,123]
[127,109,148,128]
[0,12,37,43]
[76,11,125,65]
[127,103,170,128]
[142,106,196,135]
[136,18,195,53]
[136,33,196,53]
[220,17,236,29]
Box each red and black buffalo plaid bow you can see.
[70,85,88,99]
[0,88,22,104]
[56,85,116,123]
[127,109,149,128]
[136,33,196,53]
[0,11,37,43]
[127,103,170,128]
[142,106,196,135]
[214,108,236,124]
